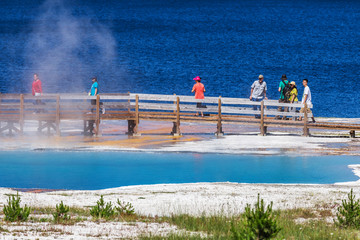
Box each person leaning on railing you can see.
[250,74,267,118]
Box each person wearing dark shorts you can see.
[191,76,206,117]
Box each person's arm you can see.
[250,88,253,100]
[39,81,43,95]
[94,88,98,95]
[32,82,35,96]
[290,94,295,103]
[278,82,282,92]
[264,83,268,99]
[191,86,195,93]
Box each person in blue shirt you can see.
[89,77,100,108]
[87,77,101,135]
[89,77,99,96]
[88,77,104,113]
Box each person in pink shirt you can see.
[191,76,206,117]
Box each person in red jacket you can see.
[32,73,42,96]
[191,76,206,117]
[32,73,43,112]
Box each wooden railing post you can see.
[216,96,224,136]
[350,130,356,138]
[0,93,1,129]
[19,94,24,134]
[127,91,131,111]
[171,95,181,136]
[174,96,181,136]
[303,103,309,137]
[260,100,267,136]
[133,94,140,136]
[95,94,100,136]
[56,95,60,136]
[173,93,176,113]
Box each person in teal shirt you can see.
[88,77,101,135]
[276,74,289,120]
[278,74,289,100]
[89,77,99,96]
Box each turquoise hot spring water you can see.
[0,151,359,190]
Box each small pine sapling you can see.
[90,195,115,219]
[53,201,70,222]
[3,192,31,222]
[336,188,360,229]
[231,193,281,240]
[116,199,135,215]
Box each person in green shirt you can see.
[276,74,289,120]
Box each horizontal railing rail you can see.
[0,92,357,137]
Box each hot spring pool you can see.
[0,151,359,190]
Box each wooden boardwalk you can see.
[0,93,359,137]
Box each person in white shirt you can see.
[299,79,315,122]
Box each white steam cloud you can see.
[25,0,118,93]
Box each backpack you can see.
[282,80,291,99]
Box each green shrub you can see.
[231,194,281,240]
[336,188,360,228]
[53,201,70,222]
[90,195,115,219]
[116,199,135,215]
[3,192,31,222]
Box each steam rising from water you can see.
[25,0,118,93]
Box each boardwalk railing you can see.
[0,93,358,137]
[129,93,315,136]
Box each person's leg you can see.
[282,99,289,120]
[252,99,258,111]
[253,98,262,118]
[91,99,96,113]
[309,109,316,123]
[196,102,201,116]
[298,107,303,121]
[276,99,284,119]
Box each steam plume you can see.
[25,0,118,93]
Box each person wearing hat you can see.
[288,81,298,120]
[89,77,99,97]
[288,81,298,103]
[276,74,290,120]
[191,76,206,117]
[250,74,267,118]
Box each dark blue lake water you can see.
[0,151,359,190]
[0,0,359,117]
